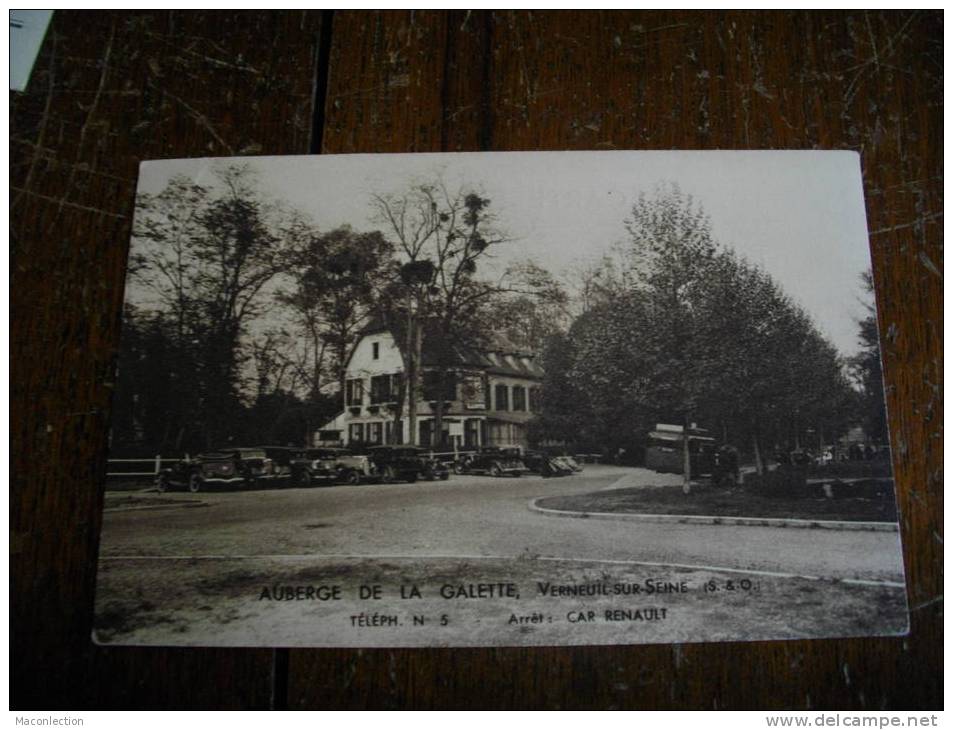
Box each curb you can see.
[103,502,209,513]
[528,499,899,532]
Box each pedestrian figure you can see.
[714,444,740,487]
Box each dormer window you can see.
[372,342,380,360]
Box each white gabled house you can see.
[316,321,543,451]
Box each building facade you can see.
[317,324,543,452]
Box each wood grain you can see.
[11,9,941,709]
[10,9,321,709]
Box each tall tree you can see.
[130,175,211,347]
[848,270,889,445]
[535,183,856,485]
[129,164,285,449]
[565,294,656,451]
[492,261,571,353]
[280,225,396,402]
[529,329,592,448]
[623,184,719,490]
[372,182,512,446]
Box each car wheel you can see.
[188,473,202,493]
[381,466,396,484]
[407,473,418,483]
[156,473,169,493]
[440,472,450,481]
[453,462,465,475]
[342,470,360,486]
[295,470,312,488]
[490,464,502,478]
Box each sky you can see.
[136,150,874,357]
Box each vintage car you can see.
[328,450,379,485]
[416,450,451,481]
[155,448,277,493]
[288,447,358,487]
[521,450,549,473]
[519,450,574,478]
[365,446,420,483]
[259,446,301,485]
[552,454,583,473]
[539,456,573,478]
[456,446,528,478]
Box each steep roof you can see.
[355,319,543,379]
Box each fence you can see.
[105,456,176,479]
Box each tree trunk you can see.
[412,312,422,445]
[682,421,692,495]
[753,433,764,476]
[405,289,416,446]
[311,331,323,405]
[433,366,448,451]
[391,374,405,444]
[337,334,347,401]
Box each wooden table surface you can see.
[10,10,942,710]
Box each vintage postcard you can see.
[94,150,907,647]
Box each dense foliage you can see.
[112,168,556,455]
[531,184,858,467]
[113,170,874,465]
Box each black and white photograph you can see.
[93,150,908,647]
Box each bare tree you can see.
[372,181,511,446]
[130,164,285,448]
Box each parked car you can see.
[289,447,356,487]
[539,456,574,478]
[456,446,528,477]
[156,448,277,493]
[521,450,550,473]
[416,450,451,481]
[521,450,575,477]
[365,446,421,483]
[259,446,300,485]
[552,454,583,473]
[333,451,379,485]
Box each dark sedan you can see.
[456,446,528,477]
[289,447,355,487]
[156,448,277,493]
[365,446,421,483]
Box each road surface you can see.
[99,465,905,583]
